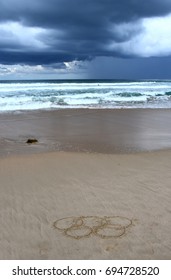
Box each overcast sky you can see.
[1,0,171,79]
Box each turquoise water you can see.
[0,79,171,111]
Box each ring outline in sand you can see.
[64,225,93,239]
[80,216,107,231]
[53,216,83,231]
[94,224,126,239]
[104,216,132,228]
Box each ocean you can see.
[0,79,171,112]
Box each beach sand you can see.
[0,109,171,259]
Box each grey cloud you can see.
[1,0,171,26]
[0,0,171,65]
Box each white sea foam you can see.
[0,80,171,111]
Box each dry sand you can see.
[0,109,171,259]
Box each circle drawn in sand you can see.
[53,217,83,230]
[94,225,125,239]
[53,215,132,239]
[104,216,132,228]
[65,225,92,239]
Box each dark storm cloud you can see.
[0,50,85,65]
[0,0,171,65]
[1,0,171,25]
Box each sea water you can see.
[0,79,171,112]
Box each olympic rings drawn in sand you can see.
[53,216,133,239]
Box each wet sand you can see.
[0,109,171,259]
[1,108,171,156]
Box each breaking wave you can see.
[0,79,171,111]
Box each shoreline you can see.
[1,108,171,157]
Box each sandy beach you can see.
[0,109,171,259]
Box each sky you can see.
[1,0,171,80]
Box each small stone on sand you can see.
[26,138,38,144]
